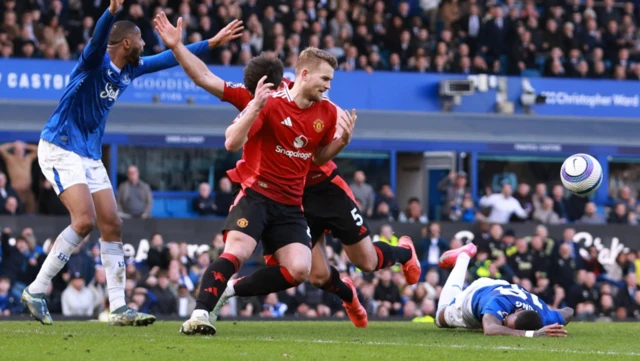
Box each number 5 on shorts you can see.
[351,207,363,226]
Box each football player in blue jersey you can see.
[21,0,243,326]
[436,243,574,337]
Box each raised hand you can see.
[253,76,274,109]
[337,108,357,144]
[154,12,183,49]
[110,0,124,14]
[534,324,567,338]
[211,19,244,48]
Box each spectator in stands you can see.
[147,233,170,271]
[616,272,639,314]
[214,177,234,216]
[149,271,177,315]
[192,182,216,216]
[375,184,400,220]
[512,182,533,221]
[372,200,395,221]
[0,171,18,211]
[507,238,535,284]
[437,171,469,221]
[418,223,449,275]
[608,203,630,224]
[533,196,561,224]
[189,251,210,286]
[1,230,30,283]
[0,195,19,215]
[374,269,402,316]
[551,185,570,222]
[117,165,153,219]
[350,170,375,217]
[377,224,399,247]
[176,284,196,318]
[0,141,37,214]
[597,293,617,319]
[449,195,480,223]
[569,271,599,317]
[479,183,529,224]
[551,242,579,294]
[531,183,547,214]
[38,179,68,215]
[261,293,288,318]
[582,246,605,276]
[88,266,107,317]
[578,202,606,224]
[61,272,94,316]
[399,197,428,224]
[0,276,20,315]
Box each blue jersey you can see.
[471,284,565,325]
[41,9,210,160]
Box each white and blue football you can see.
[560,153,603,197]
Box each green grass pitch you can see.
[0,321,639,361]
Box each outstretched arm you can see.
[153,13,243,98]
[313,108,356,166]
[136,14,243,77]
[559,307,574,325]
[482,314,568,337]
[80,0,123,68]
[224,76,273,152]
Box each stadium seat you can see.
[165,198,198,218]
[521,69,541,77]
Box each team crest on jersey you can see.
[237,218,249,228]
[313,119,324,133]
[121,73,131,85]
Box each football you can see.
[560,153,603,197]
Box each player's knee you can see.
[355,258,378,273]
[309,270,330,288]
[287,263,311,284]
[72,215,96,236]
[102,217,123,239]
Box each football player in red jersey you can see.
[154,14,420,334]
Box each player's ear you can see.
[122,38,130,49]
[300,68,308,80]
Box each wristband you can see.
[525,331,534,338]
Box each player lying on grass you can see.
[436,243,574,337]
[21,0,242,327]
[154,13,421,330]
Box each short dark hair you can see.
[513,310,543,330]
[108,21,139,45]
[243,53,284,95]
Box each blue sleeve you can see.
[481,299,512,322]
[542,309,566,326]
[133,40,210,77]
[79,9,118,69]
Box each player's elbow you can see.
[224,138,241,152]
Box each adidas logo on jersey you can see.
[281,117,293,127]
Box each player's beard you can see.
[127,47,143,66]
[306,87,324,102]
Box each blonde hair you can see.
[296,47,338,74]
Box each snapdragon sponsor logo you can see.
[541,91,640,108]
[275,145,313,160]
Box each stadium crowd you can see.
[3,0,640,79]
[1,219,640,321]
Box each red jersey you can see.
[222,80,339,187]
[226,86,338,205]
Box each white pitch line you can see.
[252,337,640,357]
